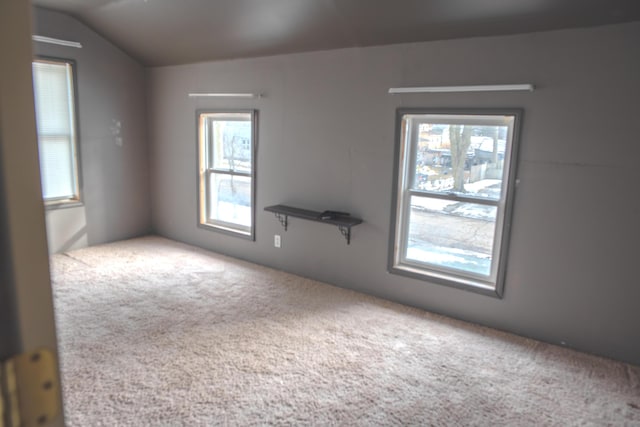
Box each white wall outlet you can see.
[274,234,281,248]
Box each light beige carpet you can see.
[50,236,640,426]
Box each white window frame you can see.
[197,110,257,240]
[32,57,82,207]
[389,109,522,297]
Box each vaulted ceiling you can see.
[32,0,640,67]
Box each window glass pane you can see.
[406,196,497,277]
[411,121,511,201]
[208,173,252,228]
[38,136,75,199]
[208,114,252,173]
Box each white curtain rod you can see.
[32,35,82,49]
[388,84,534,94]
[188,93,262,98]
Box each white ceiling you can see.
[32,0,640,67]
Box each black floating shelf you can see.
[264,204,363,244]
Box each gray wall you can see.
[149,22,640,366]
[33,8,151,253]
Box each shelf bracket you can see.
[274,213,288,231]
[338,225,352,245]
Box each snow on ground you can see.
[411,179,500,221]
[406,245,491,276]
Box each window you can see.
[389,109,521,297]
[198,110,257,239]
[32,58,81,205]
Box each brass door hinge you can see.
[1,349,60,427]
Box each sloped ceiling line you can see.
[32,0,640,67]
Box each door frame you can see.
[0,1,65,425]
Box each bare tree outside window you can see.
[449,124,472,192]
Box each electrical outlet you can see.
[274,235,281,248]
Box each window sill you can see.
[197,222,254,241]
[44,200,83,210]
[389,263,503,298]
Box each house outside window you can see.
[389,109,522,297]
[32,58,81,206]
[197,110,257,239]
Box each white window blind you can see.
[32,60,79,202]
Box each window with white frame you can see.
[389,109,521,297]
[32,58,81,205]
[197,110,257,239]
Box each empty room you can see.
[1,0,640,425]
